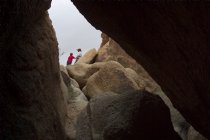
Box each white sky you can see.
[48,0,101,65]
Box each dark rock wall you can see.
[77,91,181,140]
[71,1,210,139]
[0,1,66,139]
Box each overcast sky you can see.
[49,0,101,65]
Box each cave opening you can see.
[1,1,209,139]
[49,0,101,65]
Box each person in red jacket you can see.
[67,53,75,65]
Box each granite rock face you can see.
[66,62,105,88]
[76,91,181,140]
[0,1,66,139]
[96,34,160,93]
[76,48,97,64]
[84,61,140,98]
[60,71,88,140]
[187,126,208,140]
[71,1,210,139]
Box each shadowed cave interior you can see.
[0,1,210,140]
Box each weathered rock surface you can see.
[61,66,79,89]
[155,91,190,140]
[72,2,210,138]
[76,48,97,64]
[77,91,181,140]
[96,32,206,140]
[60,65,69,76]
[96,34,206,140]
[96,34,160,93]
[60,71,88,140]
[99,33,110,48]
[66,62,105,88]
[125,68,156,92]
[84,61,140,98]
[187,127,208,140]
[0,3,66,138]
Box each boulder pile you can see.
[59,33,207,140]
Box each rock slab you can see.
[77,91,181,140]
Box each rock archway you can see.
[1,1,210,139]
[71,1,210,139]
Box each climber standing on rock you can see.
[75,48,82,64]
[67,53,75,65]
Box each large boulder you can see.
[66,62,105,88]
[84,61,140,98]
[60,65,69,76]
[125,68,158,93]
[96,34,160,93]
[76,48,97,64]
[76,91,181,140]
[99,33,110,48]
[60,71,88,140]
[96,33,205,140]
[0,4,66,139]
[60,66,79,89]
[71,2,210,138]
[96,35,145,74]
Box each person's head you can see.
[77,48,81,52]
[70,53,73,56]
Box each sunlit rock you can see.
[76,48,97,64]
[84,61,140,98]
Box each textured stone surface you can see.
[0,1,66,139]
[66,62,105,88]
[154,91,190,140]
[99,33,109,48]
[187,127,207,140]
[71,2,210,138]
[60,71,88,140]
[85,61,139,98]
[95,35,204,139]
[60,65,69,76]
[96,34,160,93]
[77,48,97,64]
[77,91,181,140]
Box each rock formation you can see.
[71,2,210,139]
[1,1,209,140]
[77,91,181,140]
[60,69,88,140]
[64,29,210,140]
[76,48,97,64]
[84,61,140,98]
[187,126,208,140]
[66,62,105,88]
[96,33,160,93]
[0,1,66,139]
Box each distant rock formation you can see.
[64,33,206,140]
[66,62,105,88]
[84,61,140,98]
[96,33,160,93]
[76,48,97,64]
